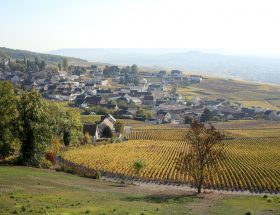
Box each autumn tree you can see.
[176,121,225,194]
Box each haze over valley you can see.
[50,48,280,85]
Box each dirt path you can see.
[101,175,279,196]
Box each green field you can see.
[0,166,279,215]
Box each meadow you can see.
[0,166,279,215]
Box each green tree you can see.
[63,58,68,71]
[176,121,225,193]
[0,81,19,159]
[131,64,138,74]
[47,103,82,146]
[132,159,145,184]
[39,60,46,71]
[171,86,177,94]
[184,116,193,124]
[114,121,124,134]
[18,90,54,166]
[200,108,213,122]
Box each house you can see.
[145,118,158,125]
[85,83,97,92]
[171,70,182,78]
[96,89,112,96]
[189,75,202,83]
[83,123,98,139]
[96,114,116,138]
[143,95,155,106]
[84,114,117,141]
[156,110,172,123]
[100,102,119,110]
[95,79,108,86]
[84,96,107,106]
[22,79,37,90]
[103,66,120,77]
[118,93,132,101]
[148,83,165,92]
[117,109,135,119]
[264,110,277,120]
[130,97,142,105]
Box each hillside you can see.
[0,47,87,65]
[50,48,280,85]
[62,130,280,193]
[176,77,280,111]
[0,166,279,215]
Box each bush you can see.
[38,158,52,169]
[267,197,273,203]
[0,141,13,159]
[245,211,253,215]
[45,152,56,165]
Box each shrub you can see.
[267,197,273,203]
[245,211,253,215]
[38,158,52,169]
[45,152,56,165]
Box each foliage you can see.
[0,47,86,65]
[62,58,68,71]
[0,82,82,166]
[136,108,152,120]
[47,103,83,146]
[176,121,225,193]
[0,81,19,159]
[184,116,194,124]
[133,159,145,176]
[17,90,54,166]
[114,121,124,133]
[200,108,213,122]
[82,132,92,145]
[171,86,177,94]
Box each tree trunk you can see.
[197,186,201,194]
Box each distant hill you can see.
[0,47,87,65]
[50,48,280,85]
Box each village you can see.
[1,58,280,130]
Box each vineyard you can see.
[62,129,280,193]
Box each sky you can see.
[1,0,280,56]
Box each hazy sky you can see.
[1,0,280,55]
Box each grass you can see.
[209,195,280,215]
[80,115,101,123]
[0,166,279,215]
